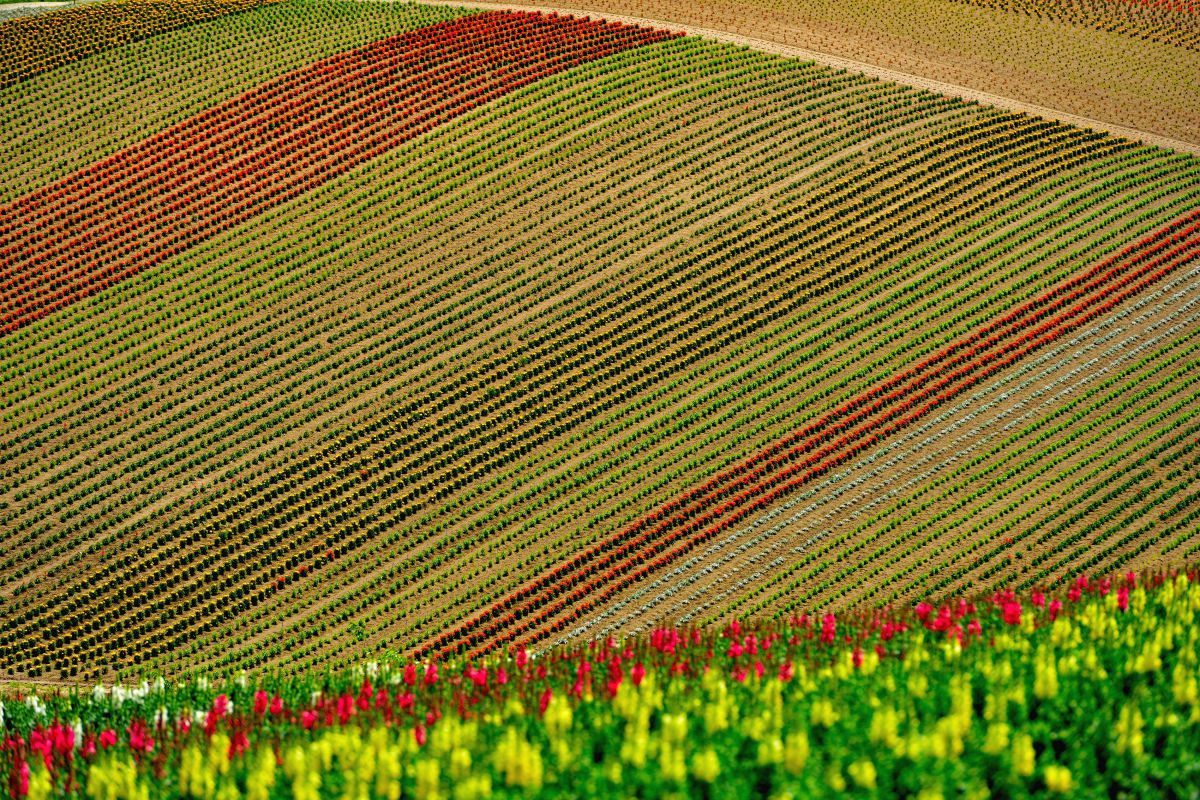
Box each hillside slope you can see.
[0,0,1198,682]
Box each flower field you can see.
[2,0,1200,794]
[1,0,1200,689]
[1,568,1198,798]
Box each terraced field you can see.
[1,0,1198,686]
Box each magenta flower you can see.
[1002,601,1022,626]
[269,695,284,716]
[253,690,269,716]
[1049,598,1063,620]
[300,710,317,731]
[98,729,117,750]
[413,724,427,747]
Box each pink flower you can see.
[852,648,864,669]
[300,711,317,731]
[403,664,417,687]
[915,602,934,622]
[1125,572,1136,587]
[413,725,427,747]
[336,694,355,725]
[731,666,747,683]
[396,692,415,713]
[727,641,744,659]
[1117,585,1130,612]
[269,696,284,716]
[1068,586,1082,603]
[820,614,837,644]
[515,649,528,670]
[1031,590,1045,608]
[127,721,154,754]
[967,619,983,637]
[1002,601,1022,626]
[81,735,96,759]
[227,731,249,760]
[212,695,229,717]
[754,661,765,679]
[253,690,269,716]
[630,662,646,687]
[98,730,118,750]
[15,759,29,798]
[496,667,508,685]
[1049,599,1063,620]
[375,687,390,711]
[779,661,795,682]
[424,663,438,686]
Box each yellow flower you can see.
[544,695,573,740]
[692,748,721,783]
[85,756,149,800]
[245,746,276,800]
[661,712,688,744]
[824,764,847,792]
[415,759,442,800]
[451,776,492,800]
[27,765,52,800]
[982,722,1010,756]
[1114,704,1145,757]
[869,704,902,750]
[784,731,810,775]
[810,698,838,728]
[1044,764,1072,793]
[493,727,543,789]
[756,736,783,767]
[848,758,877,790]
[1011,733,1035,778]
[1034,645,1058,700]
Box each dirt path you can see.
[422,0,1200,157]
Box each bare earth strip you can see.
[420,0,1200,151]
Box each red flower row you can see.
[0,12,678,336]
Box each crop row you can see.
[0,0,287,90]
[0,11,677,335]
[553,248,1200,646]
[3,31,1198,678]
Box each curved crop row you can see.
[0,0,287,89]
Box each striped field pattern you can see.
[0,0,1198,682]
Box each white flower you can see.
[366,662,379,679]
[72,719,83,749]
[311,691,322,706]
[152,677,165,693]
[92,685,107,703]
[236,671,248,689]
[154,707,170,728]
[193,710,207,726]
[196,677,210,691]
[25,695,45,716]
[112,685,127,707]
[0,701,5,729]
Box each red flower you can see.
[630,662,646,686]
[98,730,118,750]
[269,696,284,716]
[253,690,269,716]
[413,725,427,747]
[300,711,317,731]
[1002,601,1022,626]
